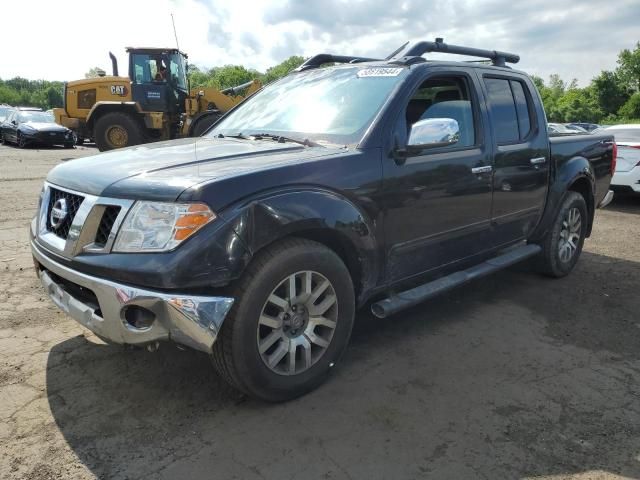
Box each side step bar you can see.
[370,244,541,319]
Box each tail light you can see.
[611,142,617,175]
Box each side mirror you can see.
[11,120,17,125]
[407,118,459,152]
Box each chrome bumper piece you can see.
[598,189,614,208]
[32,241,234,353]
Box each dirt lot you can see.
[1,143,639,480]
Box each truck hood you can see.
[46,137,341,200]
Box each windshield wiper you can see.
[231,132,321,147]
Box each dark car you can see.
[568,122,600,132]
[1,108,75,148]
[31,39,615,401]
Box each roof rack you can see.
[387,38,519,67]
[295,54,382,72]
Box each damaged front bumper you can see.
[32,240,234,353]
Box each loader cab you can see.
[127,47,188,114]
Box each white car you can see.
[606,125,640,194]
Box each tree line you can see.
[531,41,640,123]
[1,43,639,124]
[0,78,64,110]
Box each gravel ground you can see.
[1,143,639,480]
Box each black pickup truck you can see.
[31,40,616,401]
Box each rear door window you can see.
[511,81,531,138]
[484,77,535,144]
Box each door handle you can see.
[471,165,492,174]
[530,157,546,165]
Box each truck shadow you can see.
[46,250,640,479]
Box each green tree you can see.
[617,42,640,91]
[618,92,640,119]
[208,65,260,90]
[84,67,105,79]
[556,87,602,122]
[262,56,305,84]
[0,83,21,105]
[535,74,566,122]
[187,65,211,88]
[591,70,630,116]
[46,86,63,108]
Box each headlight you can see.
[113,202,216,252]
[21,125,36,133]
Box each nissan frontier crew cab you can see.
[31,39,616,402]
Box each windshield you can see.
[605,127,640,143]
[132,52,187,91]
[18,112,52,123]
[208,65,407,145]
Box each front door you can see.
[479,74,549,244]
[6,111,18,142]
[382,71,494,283]
[129,53,170,112]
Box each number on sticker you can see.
[357,68,403,78]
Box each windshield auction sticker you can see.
[357,67,403,78]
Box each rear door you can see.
[478,73,549,245]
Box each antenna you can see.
[171,13,180,50]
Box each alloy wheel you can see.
[257,270,338,376]
[558,207,582,262]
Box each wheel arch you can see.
[221,189,381,305]
[86,102,143,132]
[530,155,596,242]
[567,175,595,237]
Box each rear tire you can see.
[212,238,355,402]
[94,112,145,151]
[536,191,588,277]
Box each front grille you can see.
[39,131,66,142]
[46,188,84,239]
[94,206,121,246]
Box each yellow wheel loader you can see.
[53,47,261,151]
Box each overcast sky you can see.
[2,0,638,85]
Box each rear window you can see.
[605,128,640,143]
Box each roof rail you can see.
[388,38,519,67]
[295,54,382,72]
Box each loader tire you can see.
[94,112,145,151]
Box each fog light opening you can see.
[123,305,156,330]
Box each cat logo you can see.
[110,85,127,96]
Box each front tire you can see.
[536,191,588,277]
[17,133,26,148]
[94,112,145,151]
[190,112,221,137]
[212,238,355,402]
